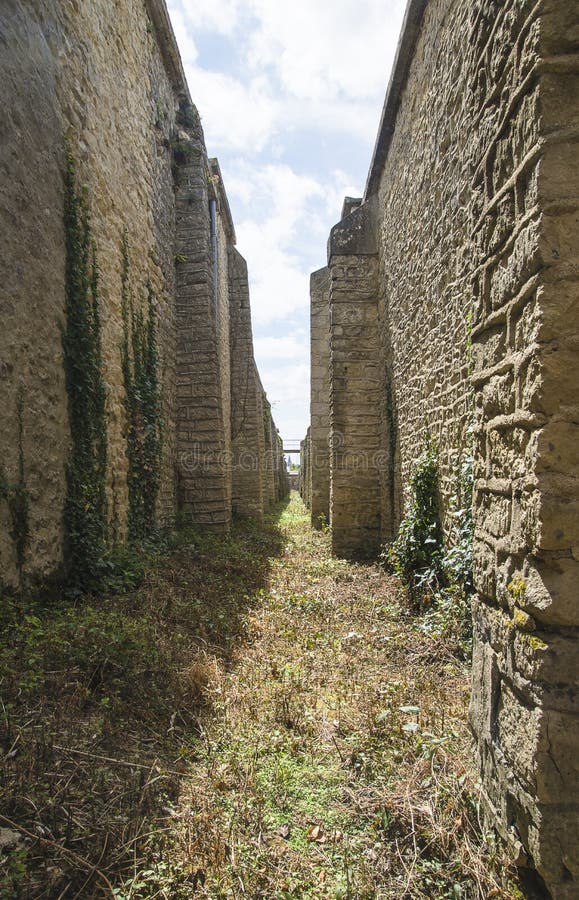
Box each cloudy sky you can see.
[166,0,407,447]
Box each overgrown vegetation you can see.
[385,441,443,603]
[121,233,163,543]
[0,513,284,898]
[62,149,108,592]
[170,495,519,898]
[176,101,201,133]
[0,494,521,898]
[383,438,474,655]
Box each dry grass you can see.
[0,494,524,898]
[0,513,284,898]
[169,495,523,899]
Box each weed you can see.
[120,235,163,543]
[384,439,443,607]
[168,494,520,899]
[0,503,286,897]
[384,438,474,657]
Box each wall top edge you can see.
[209,158,237,244]
[310,266,330,285]
[144,0,191,101]
[363,0,428,201]
[327,195,378,260]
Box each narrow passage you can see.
[170,494,518,899]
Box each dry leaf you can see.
[307,824,324,841]
[278,823,291,839]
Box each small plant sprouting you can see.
[317,512,329,534]
[382,435,474,655]
[170,137,195,166]
[384,439,443,607]
[176,101,200,132]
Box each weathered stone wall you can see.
[375,0,474,533]
[174,121,231,532]
[0,0,180,582]
[229,248,266,520]
[213,162,234,523]
[288,472,299,492]
[467,2,579,894]
[310,0,579,892]
[273,430,289,503]
[309,267,331,527]
[328,201,382,558]
[0,0,286,583]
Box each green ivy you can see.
[383,435,474,654]
[0,390,30,583]
[121,234,163,543]
[62,149,108,591]
[384,440,443,606]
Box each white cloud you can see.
[253,334,311,436]
[168,0,405,155]
[184,66,278,152]
[246,0,406,102]
[254,333,307,360]
[225,162,324,325]
[261,363,311,440]
[166,6,199,64]
[168,0,242,37]
[322,169,364,217]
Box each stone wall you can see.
[309,267,331,528]
[229,248,275,520]
[327,202,383,558]
[174,117,231,532]
[0,0,179,582]
[468,2,579,894]
[309,0,579,893]
[0,0,286,585]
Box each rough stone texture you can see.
[309,267,331,528]
[272,429,288,503]
[467,2,579,894]
[0,0,286,582]
[213,161,234,524]
[310,0,579,893]
[0,0,181,580]
[0,0,69,582]
[229,247,266,520]
[328,201,382,558]
[174,130,231,532]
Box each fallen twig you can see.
[53,744,184,777]
[0,812,115,897]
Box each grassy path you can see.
[168,494,518,899]
[0,493,521,899]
